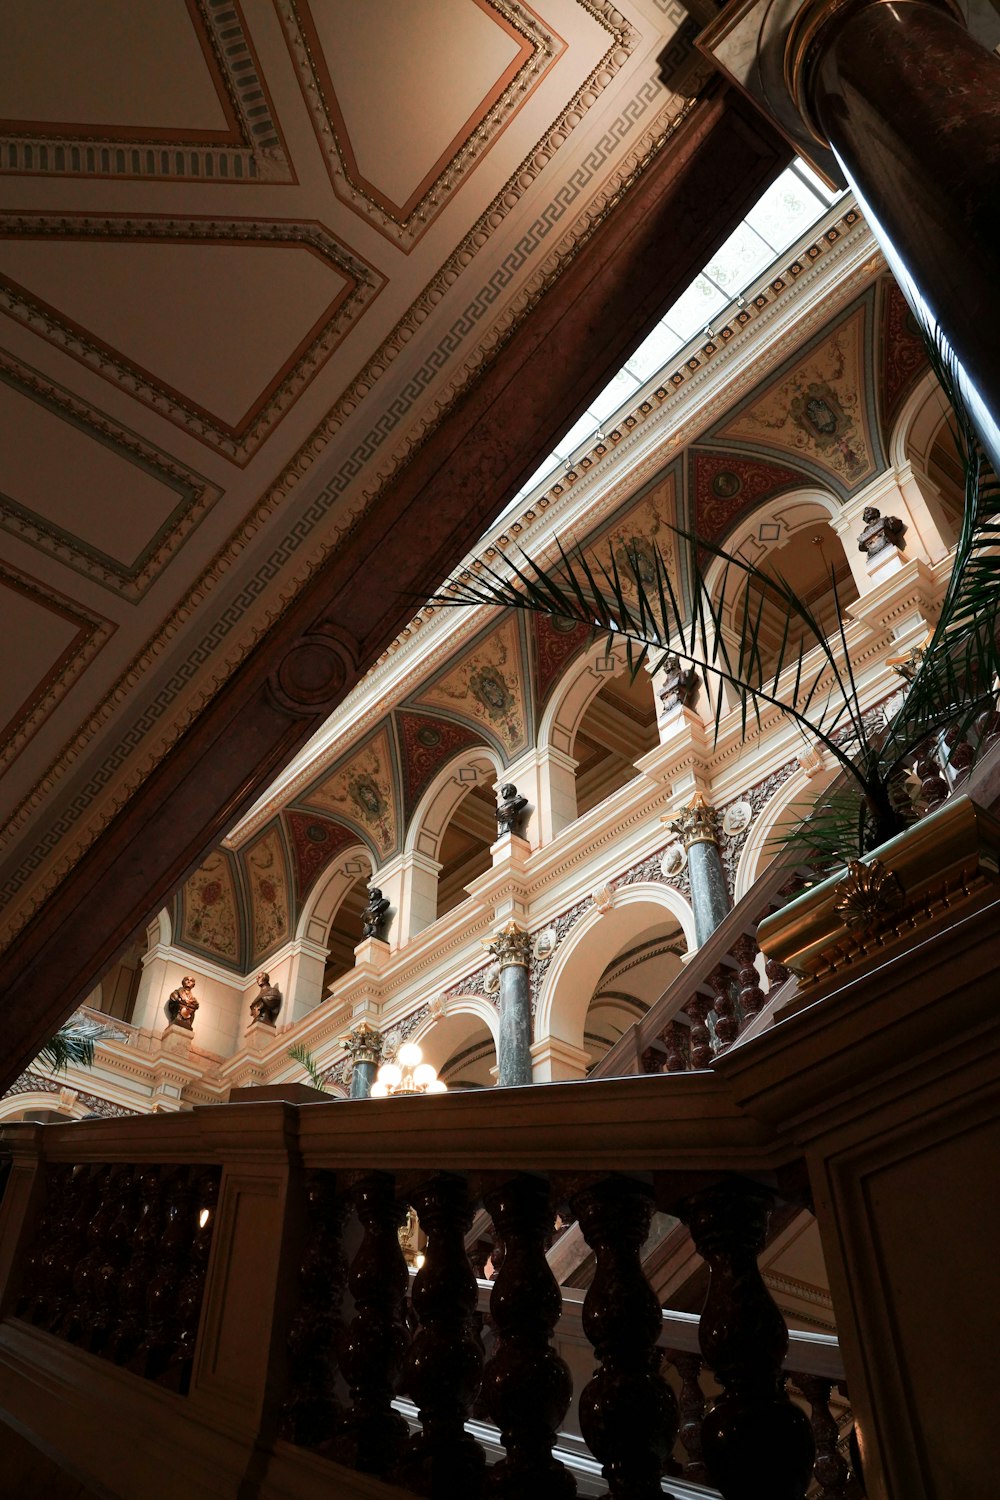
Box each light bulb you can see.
[427,1079,448,1094]
[377,1062,401,1087]
[369,1080,389,1098]
[413,1063,437,1088]
[198,1208,211,1229]
[397,1042,423,1068]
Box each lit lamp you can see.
[370,1041,447,1098]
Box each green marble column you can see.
[669,793,731,947]
[486,921,533,1088]
[343,1022,383,1099]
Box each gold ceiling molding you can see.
[0,560,115,778]
[0,0,292,183]
[0,77,681,951]
[0,348,223,601]
[277,0,568,249]
[0,213,385,464]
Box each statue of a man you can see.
[657,653,699,714]
[250,971,282,1026]
[496,783,529,837]
[858,506,906,558]
[362,886,391,941]
[166,975,199,1030]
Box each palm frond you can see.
[37,1027,97,1073]
[288,1042,328,1092]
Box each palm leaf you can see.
[38,1027,96,1073]
[288,1042,328,1092]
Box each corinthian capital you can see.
[667,791,720,850]
[341,1021,383,1067]
[483,919,531,969]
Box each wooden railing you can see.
[0,1079,850,1500]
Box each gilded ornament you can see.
[833,859,905,930]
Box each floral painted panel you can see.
[306,727,399,858]
[415,616,528,756]
[180,851,240,964]
[245,824,290,961]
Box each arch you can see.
[704,488,845,628]
[410,998,500,1088]
[538,637,628,757]
[297,843,374,946]
[0,1091,86,1123]
[891,369,964,545]
[734,760,841,900]
[147,909,171,950]
[890,368,951,474]
[536,883,695,1054]
[404,744,503,861]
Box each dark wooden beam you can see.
[0,88,788,1092]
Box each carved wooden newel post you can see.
[679,1177,814,1500]
[335,1172,410,1475]
[482,1173,576,1498]
[571,1175,678,1499]
[398,1172,485,1497]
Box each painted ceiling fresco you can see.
[285,811,361,905]
[178,849,241,967]
[878,281,929,435]
[396,711,485,820]
[689,450,811,543]
[304,726,399,859]
[245,824,291,963]
[415,615,530,757]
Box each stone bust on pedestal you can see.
[249,971,282,1025]
[166,975,199,1030]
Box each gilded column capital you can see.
[483,919,531,969]
[665,792,720,850]
[341,1021,383,1067]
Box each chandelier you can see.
[370,1041,447,1098]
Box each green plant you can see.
[37,1026,97,1073]
[438,359,999,874]
[287,1042,329,1092]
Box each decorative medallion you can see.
[415,617,528,755]
[690,449,809,544]
[396,711,483,818]
[660,843,686,878]
[833,858,905,931]
[285,811,360,903]
[533,615,593,707]
[180,851,240,965]
[306,728,399,857]
[722,800,753,837]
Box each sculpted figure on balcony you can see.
[166,975,199,1030]
[362,886,391,941]
[496,782,528,837]
[857,506,905,558]
[657,653,700,714]
[250,972,282,1026]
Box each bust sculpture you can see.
[858,506,905,558]
[362,886,391,941]
[166,975,199,1030]
[657,653,700,714]
[496,782,528,837]
[249,971,282,1026]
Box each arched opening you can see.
[324,866,373,992]
[924,414,966,523]
[435,774,497,918]
[538,885,694,1058]
[571,670,658,816]
[416,1008,498,1090]
[732,521,858,674]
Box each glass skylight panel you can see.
[663,272,728,342]
[588,367,642,423]
[703,220,774,295]
[623,320,684,383]
[745,165,827,253]
[553,408,603,459]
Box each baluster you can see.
[662,1020,689,1073]
[112,1167,163,1364]
[17,1163,74,1323]
[664,1349,707,1485]
[48,1165,98,1337]
[571,1175,678,1499]
[68,1166,118,1348]
[279,1170,348,1446]
[88,1167,140,1355]
[764,954,790,992]
[640,1046,663,1075]
[914,740,949,808]
[333,1172,410,1475]
[733,936,766,1024]
[396,1173,485,1498]
[141,1168,196,1379]
[163,1168,220,1394]
[679,1177,814,1500]
[481,1173,575,1498]
[685,995,714,1069]
[975,701,1000,746]
[943,725,975,774]
[794,1374,852,1500]
[708,965,739,1049]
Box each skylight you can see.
[493,161,842,526]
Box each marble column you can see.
[785,0,1000,476]
[485,920,532,1087]
[342,1022,383,1099]
[669,793,731,947]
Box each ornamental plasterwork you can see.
[277,0,567,248]
[416,616,528,756]
[245,825,291,962]
[0,213,385,463]
[305,728,399,858]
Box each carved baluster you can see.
[481,1173,575,1498]
[17,1163,74,1323]
[765,955,790,993]
[664,1349,707,1485]
[68,1166,119,1348]
[334,1172,410,1475]
[112,1167,163,1364]
[640,1046,662,1075]
[914,740,949,808]
[708,965,739,1049]
[943,725,975,774]
[141,1168,197,1379]
[975,702,1000,746]
[278,1169,348,1445]
[661,1020,688,1074]
[794,1374,852,1500]
[48,1165,98,1337]
[163,1167,221,1394]
[679,1177,814,1500]
[88,1167,140,1355]
[571,1176,678,1499]
[397,1173,485,1497]
[733,936,766,1024]
[685,996,714,1070]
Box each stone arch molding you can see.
[536,882,695,1055]
[890,368,951,474]
[404,745,504,861]
[297,842,374,945]
[704,487,846,632]
[538,636,632,758]
[409,995,501,1068]
[0,1091,85,1123]
[733,762,840,901]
